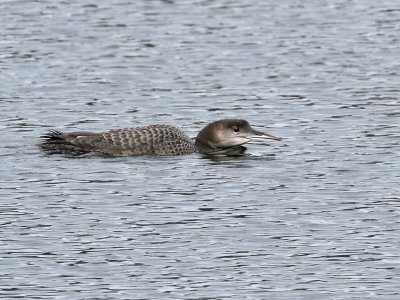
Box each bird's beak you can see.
[251,129,281,141]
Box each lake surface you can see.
[1,0,399,299]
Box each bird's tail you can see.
[40,130,86,155]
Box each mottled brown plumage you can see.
[41,125,197,156]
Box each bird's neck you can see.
[194,137,215,154]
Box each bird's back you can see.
[41,125,197,156]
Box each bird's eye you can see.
[233,126,239,132]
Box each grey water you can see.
[1,0,399,299]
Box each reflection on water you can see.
[1,0,400,299]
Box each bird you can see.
[40,119,281,157]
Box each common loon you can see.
[40,119,281,157]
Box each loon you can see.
[40,119,281,157]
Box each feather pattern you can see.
[41,125,197,156]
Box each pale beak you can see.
[250,129,281,141]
